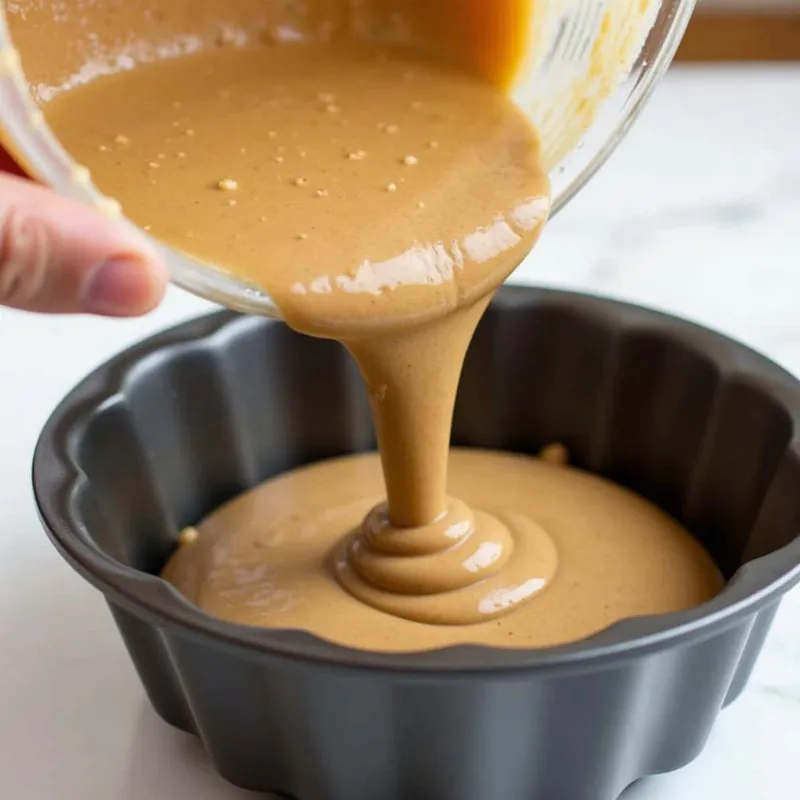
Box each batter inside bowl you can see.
[42,1,723,650]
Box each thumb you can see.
[0,173,167,316]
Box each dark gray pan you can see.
[33,286,800,800]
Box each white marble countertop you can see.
[1,66,799,799]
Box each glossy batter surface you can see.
[46,41,549,332]
[162,450,723,652]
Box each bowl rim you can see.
[32,286,800,675]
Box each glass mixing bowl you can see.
[0,0,696,316]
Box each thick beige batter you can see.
[41,3,723,649]
[162,450,721,652]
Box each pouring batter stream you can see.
[42,8,722,648]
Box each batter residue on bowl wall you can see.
[41,0,723,650]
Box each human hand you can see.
[0,172,166,315]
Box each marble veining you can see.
[0,66,799,799]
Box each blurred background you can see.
[679,0,800,61]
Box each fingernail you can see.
[83,256,156,316]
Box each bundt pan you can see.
[33,286,800,800]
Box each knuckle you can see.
[0,209,49,304]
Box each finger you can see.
[0,173,167,316]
